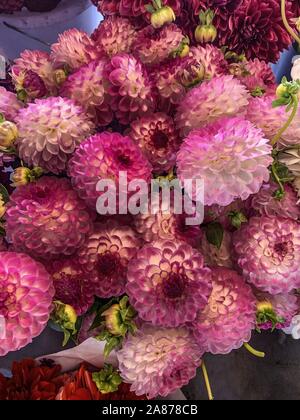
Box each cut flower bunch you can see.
[1,0,300,400]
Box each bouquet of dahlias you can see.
[2,0,300,400]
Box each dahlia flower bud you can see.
[178,59,205,88]
[195,9,217,44]
[102,296,137,337]
[0,120,18,148]
[92,365,122,394]
[11,166,43,187]
[54,69,68,86]
[149,3,176,29]
[0,195,6,219]
[51,300,77,346]
[22,70,47,100]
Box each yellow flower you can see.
[11,167,43,188]
[0,121,18,148]
[64,304,77,325]
[195,25,217,43]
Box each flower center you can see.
[152,131,169,149]
[34,187,50,203]
[117,154,131,167]
[97,252,119,278]
[162,273,186,299]
[54,271,83,304]
[0,282,17,317]
[274,242,289,258]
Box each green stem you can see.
[281,0,300,47]
[201,361,214,401]
[271,162,284,193]
[244,343,265,358]
[271,95,299,146]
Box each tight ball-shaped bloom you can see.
[117,323,202,399]
[92,16,137,58]
[5,177,94,260]
[0,252,54,356]
[175,75,249,137]
[15,97,94,174]
[249,182,300,221]
[50,29,99,72]
[129,112,180,173]
[189,45,228,80]
[12,50,57,95]
[47,257,95,316]
[78,221,142,298]
[234,216,300,294]
[68,131,152,209]
[105,53,156,124]
[177,117,272,206]
[191,267,256,355]
[60,60,113,126]
[0,87,22,122]
[126,240,212,327]
[246,94,300,147]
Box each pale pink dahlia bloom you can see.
[105,53,156,124]
[201,230,233,269]
[15,97,94,174]
[0,87,23,122]
[246,94,300,147]
[50,29,99,72]
[129,112,180,173]
[175,75,249,137]
[133,24,185,66]
[177,117,272,206]
[255,290,299,331]
[60,59,113,126]
[78,221,142,298]
[191,267,256,355]
[126,240,212,327]
[249,182,300,221]
[68,131,152,209]
[12,50,57,96]
[91,16,137,58]
[0,252,54,356]
[117,323,202,399]
[48,257,95,316]
[6,177,94,260]
[233,216,300,294]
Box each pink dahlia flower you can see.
[239,59,276,96]
[255,290,299,331]
[248,182,300,221]
[15,97,94,174]
[129,112,180,174]
[78,221,142,298]
[92,16,137,58]
[175,75,249,137]
[246,94,300,147]
[105,53,156,124]
[189,45,228,80]
[68,131,152,209]
[48,257,95,316]
[0,87,23,122]
[0,252,54,356]
[5,177,94,260]
[201,230,233,269]
[12,50,57,96]
[192,267,256,355]
[233,216,300,294]
[117,323,202,399]
[60,60,113,126]
[177,117,272,206]
[50,29,99,72]
[126,240,212,327]
[133,24,185,66]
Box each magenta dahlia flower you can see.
[175,75,249,137]
[60,59,113,126]
[189,45,228,80]
[255,290,299,331]
[249,182,300,221]
[15,97,94,174]
[48,257,95,316]
[78,221,141,298]
[117,323,202,399]
[50,29,99,72]
[126,240,212,327]
[91,16,137,58]
[5,177,94,260]
[105,53,156,124]
[233,216,300,294]
[133,24,186,66]
[236,59,276,96]
[129,112,180,173]
[223,0,292,63]
[0,87,23,122]
[68,131,152,209]
[191,267,256,355]
[12,50,57,96]
[177,117,272,206]
[0,252,54,356]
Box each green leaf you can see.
[228,211,248,230]
[0,113,5,123]
[205,222,224,249]
[62,329,71,347]
[104,337,121,358]
[145,4,155,13]
[0,184,9,204]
